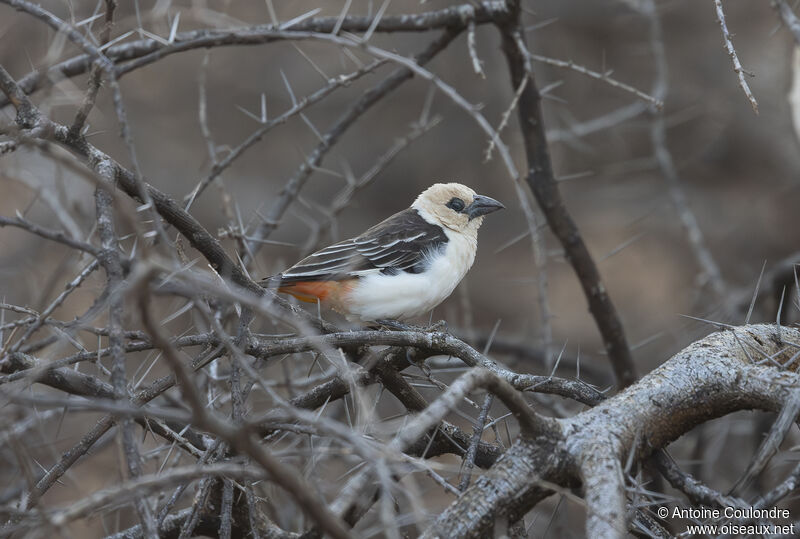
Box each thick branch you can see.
[427,325,800,538]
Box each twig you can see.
[729,390,800,495]
[754,456,800,509]
[95,171,158,535]
[641,0,727,299]
[546,102,646,143]
[497,22,637,388]
[70,0,116,136]
[650,450,746,509]
[467,17,486,78]
[2,260,100,360]
[40,464,263,527]
[218,479,234,539]
[0,334,213,384]
[713,0,759,113]
[458,393,494,491]
[0,64,43,131]
[156,439,221,531]
[485,74,527,162]
[772,0,800,44]
[512,179,554,362]
[177,477,215,539]
[0,215,100,257]
[107,506,272,539]
[527,52,663,109]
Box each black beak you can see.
[466,194,505,220]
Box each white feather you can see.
[286,253,354,271]
[343,227,477,322]
[317,244,356,255]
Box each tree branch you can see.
[496,8,637,388]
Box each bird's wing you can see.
[271,208,448,285]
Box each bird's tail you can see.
[261,274,345,304]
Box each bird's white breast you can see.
[343,229,477,322]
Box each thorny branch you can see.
[641,0,727,299]
[2,1,799,538]
[713,0,759,113]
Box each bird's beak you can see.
[466,195,505,220]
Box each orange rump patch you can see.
[278,280,356,305]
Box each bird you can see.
[261,183,504,325]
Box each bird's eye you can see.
[446,197,465,212]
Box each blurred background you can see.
[2,0,800,536]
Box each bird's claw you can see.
[373,319,448,333]
[374,319,415,331]
[426,319,448,333]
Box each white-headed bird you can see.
[262,183,504,324]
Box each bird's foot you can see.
[374,319,448,333]
[426,319,448,333]
[374,319,416,331]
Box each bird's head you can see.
[412,183,504,233]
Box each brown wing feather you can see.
[262,209,448,287]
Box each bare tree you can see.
[2,1,800,537]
